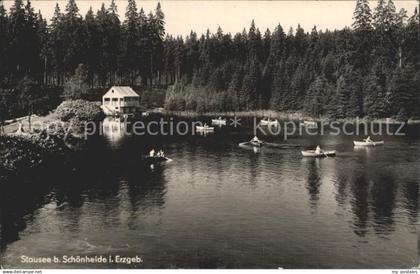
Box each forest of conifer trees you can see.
[0,0,419,121]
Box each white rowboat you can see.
[301,150,336,157]
[301,121,318,128]
[260,118,279,126]
[211,118,227,125]
[196,125,215,131]
[353,141,384,146]
[239,141,262,148]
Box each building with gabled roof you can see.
[102,86,140,116]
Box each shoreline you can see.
[0,100,103,180]
[157,110,419,124]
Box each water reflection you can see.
[371,172,397,235]
[102,117,127,147]
[0,136,169,255]
[350,175,369,237]
[403,180,419,224]
[0,175,55,252]
[303,159,322,209]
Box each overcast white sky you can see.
[2,1,418,36]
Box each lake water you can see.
[1,116,419,268]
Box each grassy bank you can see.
[0,100,103,179]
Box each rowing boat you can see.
[260,118,279,126]
[211,118,227,125]
[301,150,336,157]
[239,141,262,148]
[196,125,215,131]
[144,155,172,164]
[300,120,318,128]
[353,141,384,146]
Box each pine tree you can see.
[335,66,363,118]
[303,76,334,116]
[388,64,419,119]
[353,0,373,32]
[364,66,388,118]
[240,58,260,110]
[8,0,27,77]
[37,11,48,84]
[269,24,286,61]
[62,0,85,74]
[49,3,64,85]
[123,0,140,84]
[84,7,100,86]
[227,66,244,111]
[373,0,387,30]
[0,5,9,82]
[270,60,288,110]
[63,64,90,100]
[352,0,373,71]
[16,76,43,115]
[103,0,122,85]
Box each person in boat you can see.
[365,136,372,143]
[251,136,261,144]
[149,149,156,157]
[16,122,24,134]
[315,145,322,154]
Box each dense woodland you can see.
[0,0,419,121]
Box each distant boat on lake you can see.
[301,150,336,157]
[196,125,215,132]
[144,155,172,164]
[301,120,318,128]
[211,117,227,126]
[353,140,384,147]
[260,118,279,126]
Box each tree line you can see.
[0,0,419,121]
[165,0,420,119]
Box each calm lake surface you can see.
[1,116,420,268]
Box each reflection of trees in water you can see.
[305,159,322,209]
[334,171,349,207]
[126,165,167,211]
[350,176,369,237]
[345,168,397,236]
[0,138,169,253]
[333,156,406,236]
[370,172,397,235]
[402,180,419,225]
[0,174,57,253]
